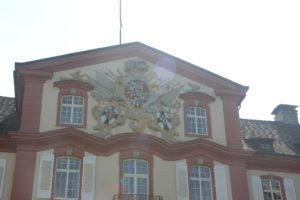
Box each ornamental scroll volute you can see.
[66,59,189,143]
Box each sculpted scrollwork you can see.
[62,59,203,142]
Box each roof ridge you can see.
[240,118,274,123]
[0,96,15,99]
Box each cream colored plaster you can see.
[0,152,15,200]
[247,169,300,200]
[153,156,177,199]
[39,57,227,146]
[39,80,60,133]
[95,153,119,200]
[214,161,233,200]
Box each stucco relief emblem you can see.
[125,80,149,108]
[63,59,201,142]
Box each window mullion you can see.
[198,168,203,200]
[65,157,70,198]
[271,180,274,200]
[194,112,198,135]
[70,97,75,124]
[134,160,137,195]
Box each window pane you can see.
[189,166,212,200]
[271,180,280,190]
[137,178,147,195]
[187,106,208,135]
[54,157,80,199]
[190,180,201,200]
[55,172,67,198]
[72,107,83,124]
[200,167,210,179]
[124,160,135,174]
[123,177,134,194]
[56,157,68,169]
[136,160,148,175]
[123,159,148,197]
[60,96,84,125]
[74,96,83,105]
[67,172,79,198]
[69,157,80,170]
[262,180,271,190]
[262,179,283,200]
[190,166,199,178]
[263,192,272,200]
[201,181,212,200]
[273,192,282,200]
[61,106,72,124]
[62,96,72,104]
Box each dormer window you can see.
[245,138,274,153]
[258,142,272,151]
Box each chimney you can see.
[271,104,298,125]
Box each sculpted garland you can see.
[63,59,200,143]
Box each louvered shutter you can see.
[176,161,189,200]
[37,151,54,198]
[251,176,264,200]
[284,178,297,200]
[81,154,96,200]
[0,159,6,199]
[214,165,229,200]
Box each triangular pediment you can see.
[15,42,248,94]
[15,42,249,144]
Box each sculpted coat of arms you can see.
[67,59,199,143]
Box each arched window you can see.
[54,80,93,128]
[262,179,283,200]
[54,156,81,199]
[60,95,84,125]
[186,106,208,135]
[123,159,148,199]
[189,166,213,200]
[179,92,215,138]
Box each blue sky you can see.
[1,0,300,120]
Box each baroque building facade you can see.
[0,42,299,200]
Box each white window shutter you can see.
[214,165,229,200]
[81,154,96,200]
[37,152,54,198]
[284,178,297,200]
[0,159,6,199]
[251,176,264,200]
[175,161,189,200]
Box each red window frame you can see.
[179,92,215,138]
[54,80,93,128]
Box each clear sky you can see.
[1,0,300,121]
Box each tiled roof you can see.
[240,119,300,156]
[0,96,19,134]
[0,96,15,122]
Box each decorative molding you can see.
[247,153,300,173]
[61,59,194,143]
[9,128,253,165]
[54,80,94,128]
[179,92,215,139]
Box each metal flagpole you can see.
[119,0,122,44]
